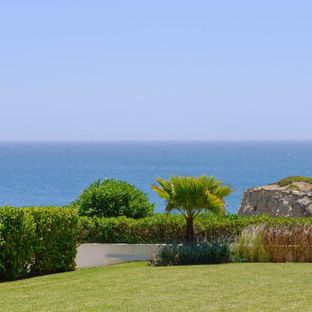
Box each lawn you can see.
[0,262,311,312]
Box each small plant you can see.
[152,176,232,242]
[232,224,269,262]
[75,179,154,218]
[153,240,231,266]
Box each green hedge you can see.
[3,205,312,281]
[79,214,185,243]
[78,214,312,244]
[0,207,78,281]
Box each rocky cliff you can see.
[238,181,312,217]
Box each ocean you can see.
[0,141,312,214]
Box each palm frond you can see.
[151,175,232,218]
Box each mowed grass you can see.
[1,262,312,312]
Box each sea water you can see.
[0,141,312,214]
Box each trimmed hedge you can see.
[79,214,185,244]
[78,214,312,244]
[0,207,78,281]
[2,205,312,281]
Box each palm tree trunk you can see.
[185,217,195,243]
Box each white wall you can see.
[75,244,165,268]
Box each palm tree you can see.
[152,176,232,243]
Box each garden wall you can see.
[76,243,164,267]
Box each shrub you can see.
[29,208,79,275]
[78,214,185,244]
[78,214,312,244]
[0,208,36,280]
[0,207,78,281]
[75,179,154,218]
[232,225,269,262]
[77,214,249,244]
[153,240,231,266]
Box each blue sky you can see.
[1,1,311,141]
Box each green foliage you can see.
[152,176,232,242]
[153,241,231,266]
[0,208,36,280]
[79,214,312,244]
[29,208,79,275]
[232,225,269,262]
[276,176,312,186]
[0,207,78,281]
[152,176,232,215]
[78,214,185,244]
[75,179,154,218]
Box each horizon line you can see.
[1,139,312,143]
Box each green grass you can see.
[1,262,312,311]
[276,176,312,186]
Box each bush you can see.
[29,208,79,275]
[0,208,36,280]
[153,241,231,266]
[0,207,78,281]
[232,225,269,262]
[78,214,185,244]
[78,214,312,244]
[75,179,154,218]
[77,214,248,244]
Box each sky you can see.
[0,1,311,141]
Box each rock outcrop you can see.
[238,182,312,217]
